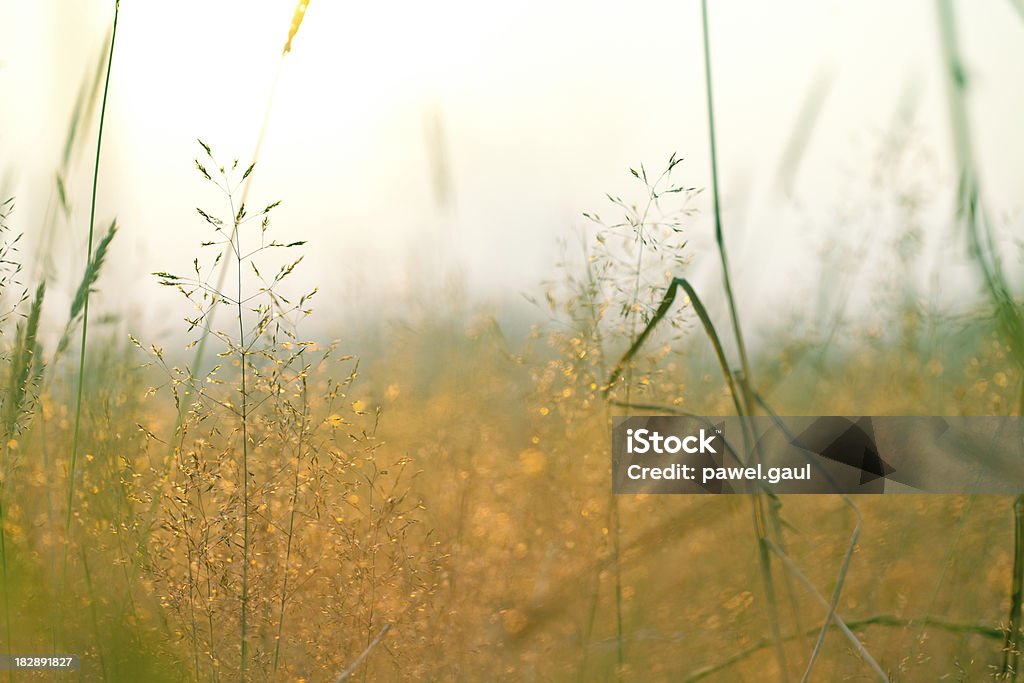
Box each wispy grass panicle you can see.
[128,138,445,679]
[188,1,314,379]
[56,221,117,359]
[4,282,46,439]
[0,199,34,679]
[0,199,28,326]
[149,143,312,679]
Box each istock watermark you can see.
[612,415,1024,494]
[625,427,717,454]
[625,461,811,486]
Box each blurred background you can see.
[1,0,1022,342]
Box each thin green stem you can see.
[80,546,108,681]
[753,496,790,679]
[64,0,119,589]
[273,374,309,672]
[605,278,743,418]
[611,496,624,681]
[1004,496,1024,680]
[700,0,752,397]
[191,58,284,378]
[234,207,250,679]
[700,4,793,678]
[683,613,975,682]
[935,6,1024,678]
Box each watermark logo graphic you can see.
[790,417,895,486]
[625,427,717,454]
[612,415,1024,494]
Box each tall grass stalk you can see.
[80,546,108,680]
[575,236,608,681]
[600,4,877,678]
[32,31,111,284]
[598,5,882,668]
[1008,498,1024,679]
[190,0,310,377]
[223,184,254,678]
[273,371,310,673]
[935,0,1024,374]
[0,278,44,682]
[64,0,120,577]
[934,2,1024,676]
[333,624,392,683]
[151,148,306,678]
[128,0,312,596]
[605,156,690,680]
[698,2,790,677]
[699,0,751,395]
[763,537,888,680]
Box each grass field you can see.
[1,1,1023,681]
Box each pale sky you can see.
[1,1,1022,341]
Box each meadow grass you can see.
[0,189,1020,680]
[0,2,1021,681]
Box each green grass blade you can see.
[64,0,120,589]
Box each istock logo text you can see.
[625,428,717,455]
